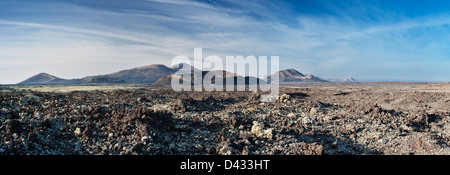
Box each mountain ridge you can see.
[267,68,328,82]
[19,65,334,85]
[19,73,64,85]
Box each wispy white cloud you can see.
[2,0,450,83]
[0,20,162,45]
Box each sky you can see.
[2,0,450,84]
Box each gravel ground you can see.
[2,82,450,155]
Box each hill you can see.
[19,64,178,85]
[18,73,65,85]
[82,64,177,84]
[267,69,327,82]
[153,70,262,86]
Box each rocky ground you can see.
[2,82,450,155]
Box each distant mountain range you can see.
[19,64,177,85]
[19,64,352,85]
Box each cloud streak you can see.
[1,0,450,83]
[0,20,165,46]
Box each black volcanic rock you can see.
[268,69,327,82]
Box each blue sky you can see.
[2,0,450,83]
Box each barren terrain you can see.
[2,82,450,155]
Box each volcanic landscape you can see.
[2,81,450,155]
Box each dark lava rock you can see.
[131,143,145,153]
[27,132,38,142]
[6,120,22,134]
[41,119,52,128]
[82,127,93,140]
[137,97,148,103]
